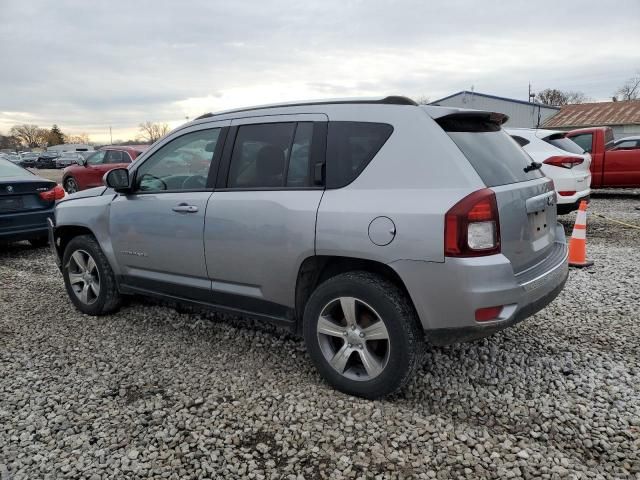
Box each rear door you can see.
[439,114,557,273]
[204,114,327,313]
[602,149,640,186]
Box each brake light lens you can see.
[445,188,500,257]
[39,185,65,201]
[558,191,576,197]
[543,156,584,169]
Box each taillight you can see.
[543,156,584,169]
[39,185,65,201]
[558,191,576,197]
[445,188,500,257]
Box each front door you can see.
[82,150,110,188]
[204,115,327,316]
[109,124,227,299]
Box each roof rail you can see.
[194,95,418,120]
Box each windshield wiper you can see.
[524,161,542,173]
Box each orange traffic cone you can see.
[568,200,593,268]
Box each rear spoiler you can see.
[422,106,509,125]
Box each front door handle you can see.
[172,204,199,213]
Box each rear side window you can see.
[544,135,585,154]
[569,133,593,153]
[227,122,316,189]
[105,150,124,164]
[441,116,543,187]
[326,122,393,188]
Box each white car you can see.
[506,128,591,214]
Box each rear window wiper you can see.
[524,161,542,173]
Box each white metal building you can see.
[431,91,560,128]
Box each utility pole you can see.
[109,126,113,145]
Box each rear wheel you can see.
[62,235,121,315]
[303,271,423,399]
[64,177,78,194]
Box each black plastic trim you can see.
[118,275,296,330]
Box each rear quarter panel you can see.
[316,105,485,264]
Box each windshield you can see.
[0,159,31,178]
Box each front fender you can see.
[53,193,121,276]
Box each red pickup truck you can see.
[566,127,640,188]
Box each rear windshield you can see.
[0,159,31,178]
[440,116,543,187]
[544,134,585,154]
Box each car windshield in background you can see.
[0,158,31,178]
[544,135,585,154]
[440,117,542,187]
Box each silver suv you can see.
[50,96,568,398]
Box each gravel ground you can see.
[1,192,639,479]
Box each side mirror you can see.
[104,168,131,192]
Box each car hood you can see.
[59,186,107,203]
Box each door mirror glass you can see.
[104,168,130,191]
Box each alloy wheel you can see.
[316,297,390,381]
[65,178,78,193]
[67,250,100,305]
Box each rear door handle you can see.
[172,204,199,213]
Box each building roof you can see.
[431,90,560,110]
[543,101,640,128]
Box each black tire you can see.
[64,177,79,194]
[62,235,121,315]
[303,271,423,399]
[28,236,49,247]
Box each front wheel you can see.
[62,235,121,315]
[64,177,79,194]
[303,271,423,399]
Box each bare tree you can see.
[9,124,43,147]
[138,121,169,143]
[615,73,640,101]
[535,88,588,106]
[65,133,91,144]
[415,95,431,105]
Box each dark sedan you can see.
[36,151,60,169]
[0,158,65,246]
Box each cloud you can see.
[0,0,638,142]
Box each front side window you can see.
[135,128,220,192]
[326,122,393,188]
[86,151,106,165]
[569,133,593,153]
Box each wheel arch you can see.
[294,255,419,335]
[53,225,97,265]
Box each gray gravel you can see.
[1,192,639,479]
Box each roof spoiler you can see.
[423,106,509,125]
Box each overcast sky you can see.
[1,0,638,142]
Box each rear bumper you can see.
[557,193,590,214]
[390,224,569,345]
[0,208,54,242]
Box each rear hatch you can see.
[435,111,557,274]
[539,131,592,182]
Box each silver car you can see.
[55,151,85,169]
[49,97,568,398]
